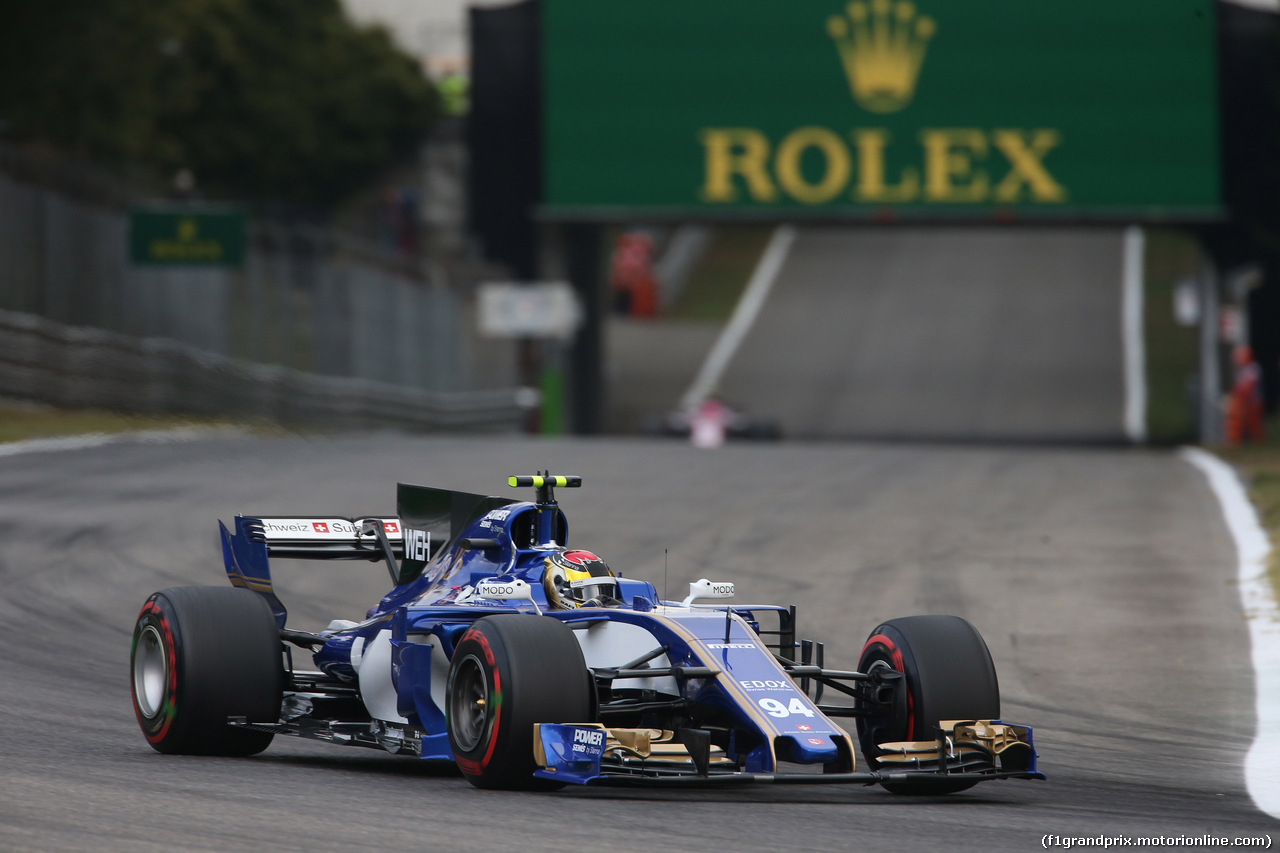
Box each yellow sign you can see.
[699,127,1065,205]
[695,2,1066,207]
[827,0,934,114]
[130,209,246,266]
[542,0,1221,218]
[150,218,225,262]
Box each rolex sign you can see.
[542,0,1220,220]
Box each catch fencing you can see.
[0,155,521,431]
[0,309,520,430]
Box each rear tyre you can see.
[446,615,592,790]
[855,615,1000,795]
[130,586,284,756]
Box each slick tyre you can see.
[447,615,592,790]
[131,586,284,756]
[855,615,999,795]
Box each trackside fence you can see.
[0,309,522,431]
[0,147,522,430]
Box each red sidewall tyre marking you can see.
[862,632,915,741]
[132,599,179,744]
[456,629,503,774]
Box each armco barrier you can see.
[0,309,523,432]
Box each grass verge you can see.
[0,401,252,445]
[665,226,772,321]
[1144,228,1202,444]
[1219,421,1280,595]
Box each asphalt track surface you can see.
[1,431,1275,851]
[717,227,1128,442]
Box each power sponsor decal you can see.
[478,510,514,530]
[534,724,607,784]
[573,727,605,753]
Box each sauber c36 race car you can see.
[130,474,1043,793]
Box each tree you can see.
[0,0,438,207]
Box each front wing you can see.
[534,719,1044,787]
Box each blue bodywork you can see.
[218,478,1041,785]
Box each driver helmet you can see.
[543,549,620,609]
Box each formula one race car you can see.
[130,474,1042,793]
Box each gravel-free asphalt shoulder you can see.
[717,227,1128,442]
[0,433,1272,851]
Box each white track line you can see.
[680,224,797,413]
[1180,447,1280,818]
[0,427,231,458]
[1122,226,1147,444]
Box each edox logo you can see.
[826,0,935,114]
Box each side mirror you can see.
[681,578,735,606]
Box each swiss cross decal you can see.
[312,522,329,533]
[797,724,813,731]
[384,522,399,533]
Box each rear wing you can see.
[221,514,410,629]
[242,516,406,560]
[221,484,519,629]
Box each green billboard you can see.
[542,0,1221,220]
[130,208,247,266]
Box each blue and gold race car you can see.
[130,475,1042,793]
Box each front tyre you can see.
[855,615,1000,795]
[446,615,592,790]
[131,586,284,756]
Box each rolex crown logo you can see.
[827,0,936,114]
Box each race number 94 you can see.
[758,697,816,718]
